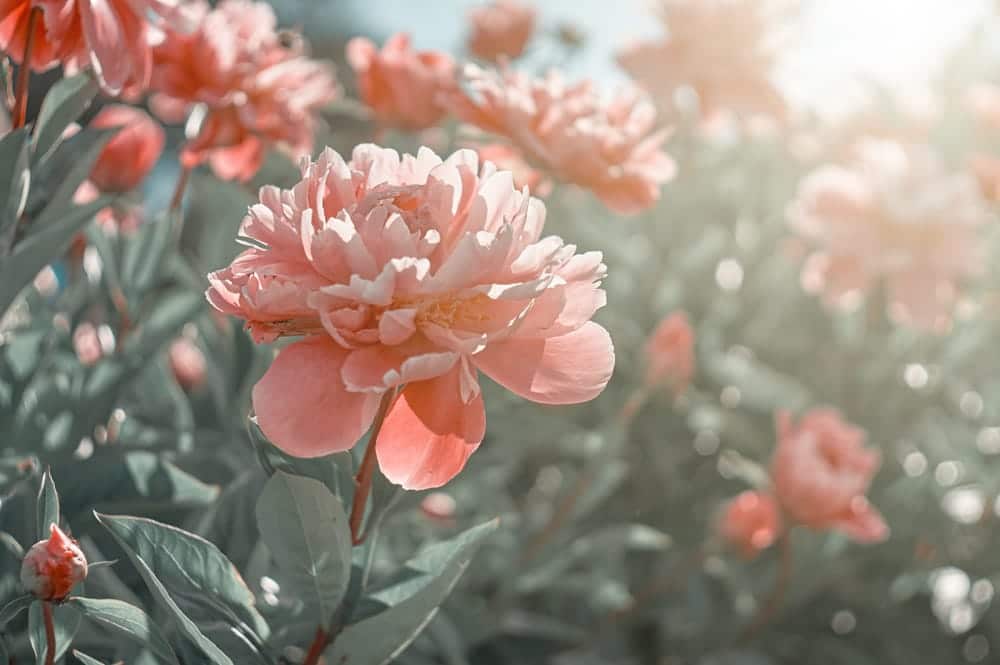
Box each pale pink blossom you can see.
[420,491,458,524]
[972,154,1000,202]
[454,66,675,215]
[643,311,694,394]
[788,139,990,332]
[72,180,145,233]
[73,321,103,366]
[346,33,455,132]
[474,143,549,195]
[617,0,787,120]
[169,337,206,390]
[150,0,337,181]
[966,83,1000,133]
[718,490,782,559]
[467,0,536,62]
[21,524,87,601]
[770,409,887,543]
[88,105,165,193]
[208,144,615,490]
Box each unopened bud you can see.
[20,524,88,601]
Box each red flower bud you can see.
[20,524,88,601]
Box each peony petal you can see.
[252,337,380,457]
[473,321,614,405]
[375,366,485,490]
[831,497,889,544]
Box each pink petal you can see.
[79,0,129,94]
[473,322,615,405]
[376,366,485,490]
[252,337,380,457]
[831,497,889,544]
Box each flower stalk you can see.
[42,601,56,665]
[348,390,397,545]
[12,7,42,129]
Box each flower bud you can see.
[20,524,88,601]
[169,337,207,391]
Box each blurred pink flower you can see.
[346,33,455,132]
[474,143,550,195]
[72,180,144,233]
[643,311,694,395]
[72,322,104,366]
[972,154,1000,203]
[0,0,59,71]
[771,409,887,544]
[788,139,990,332]
[150,0,337,181]
[454,66,675,215]
[718,490,782,559]
[169,337,206,390]
[420,491,458,524]
[966,83,1000,133]
[20,524,87,601]
[617,0,787,121]
[467,0,536,62]
[88,105,164,193]
[208,145,614,490]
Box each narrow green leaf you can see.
[256,471,353,624]
[325,519,498,665]
[0,531,25,559]
[32,74,99,162]
[0,594,32,627]
[68,597,179,665]
[95,513,233,665]
[0,128,31,240]
[28,601,80,664]
[72,651,108,665]
[122,210,177,298]
[27,128,115,227]
[36,467,60,540]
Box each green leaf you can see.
[72,651,108,665]
[68,597,178,665]
[122,210,177,299]
[32,74,99,162]
[0,128,31,240]
[29,601,80,664]
[0,594,33,627]
[95,513,233,665]
[95,512,265,639]
[256,471,353,624]
[326,519,498,665]
[121,290,204,359]
[36,467,60,540]
[0,194,111,317]
[26,128,115,227]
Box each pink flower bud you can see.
[169,337,207,391]
[718,490,782,559]
[88,105,165,193]
[643,312,695,395]
[20,524,88,601]
[420,492,457,524]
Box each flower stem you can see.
[301,626,329,665]
[169,165,191,216]
[738,529,792,644]
[42,601,56,665]
[348,391,396,545]
[12,7,41,129]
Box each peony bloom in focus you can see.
[87,105,165,193]
[643,311,694,395]
[208,144,615,490]
[467,0,536,62]
[0,0,58,70]
[718,490,782,559]
[770,409,887,543]
[617,0,787,121]
[346,33,455,132]
[454,66,675,215]
[788,139,990,332]
[21,524,88,601]
[169,337,206,390]
[150,0,337,181]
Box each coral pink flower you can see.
[0,0,58,70]
[20,524,88,601]
[643,311,694,394]
[617,0,787,120]
[454,66,675,215]
[208,144,615,490]
[169,337,206,390]
[87,105,165,193]
[346,33,455,132]
[467,0,536,62]
[788,139,989,332]
[770,409,887,543]
[150,0,337,181]
[474,143,549,195]
[718,490,782,559]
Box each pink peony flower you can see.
[87,105,165,193]
[467,0,536,62]
[718,490,782,559]
[21,523,88,601]
[617,0,787,120]
[169,337,206,390]
[788,140,990,332]
[770,409,887,543]
[150,0,337,182]
[643,311,694,395]
[0,0,58,71]
[454,66,675,215]
[474,143,549,196]
[346,33,456,132]
[208,144,615,490]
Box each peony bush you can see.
[0,1,999,664]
